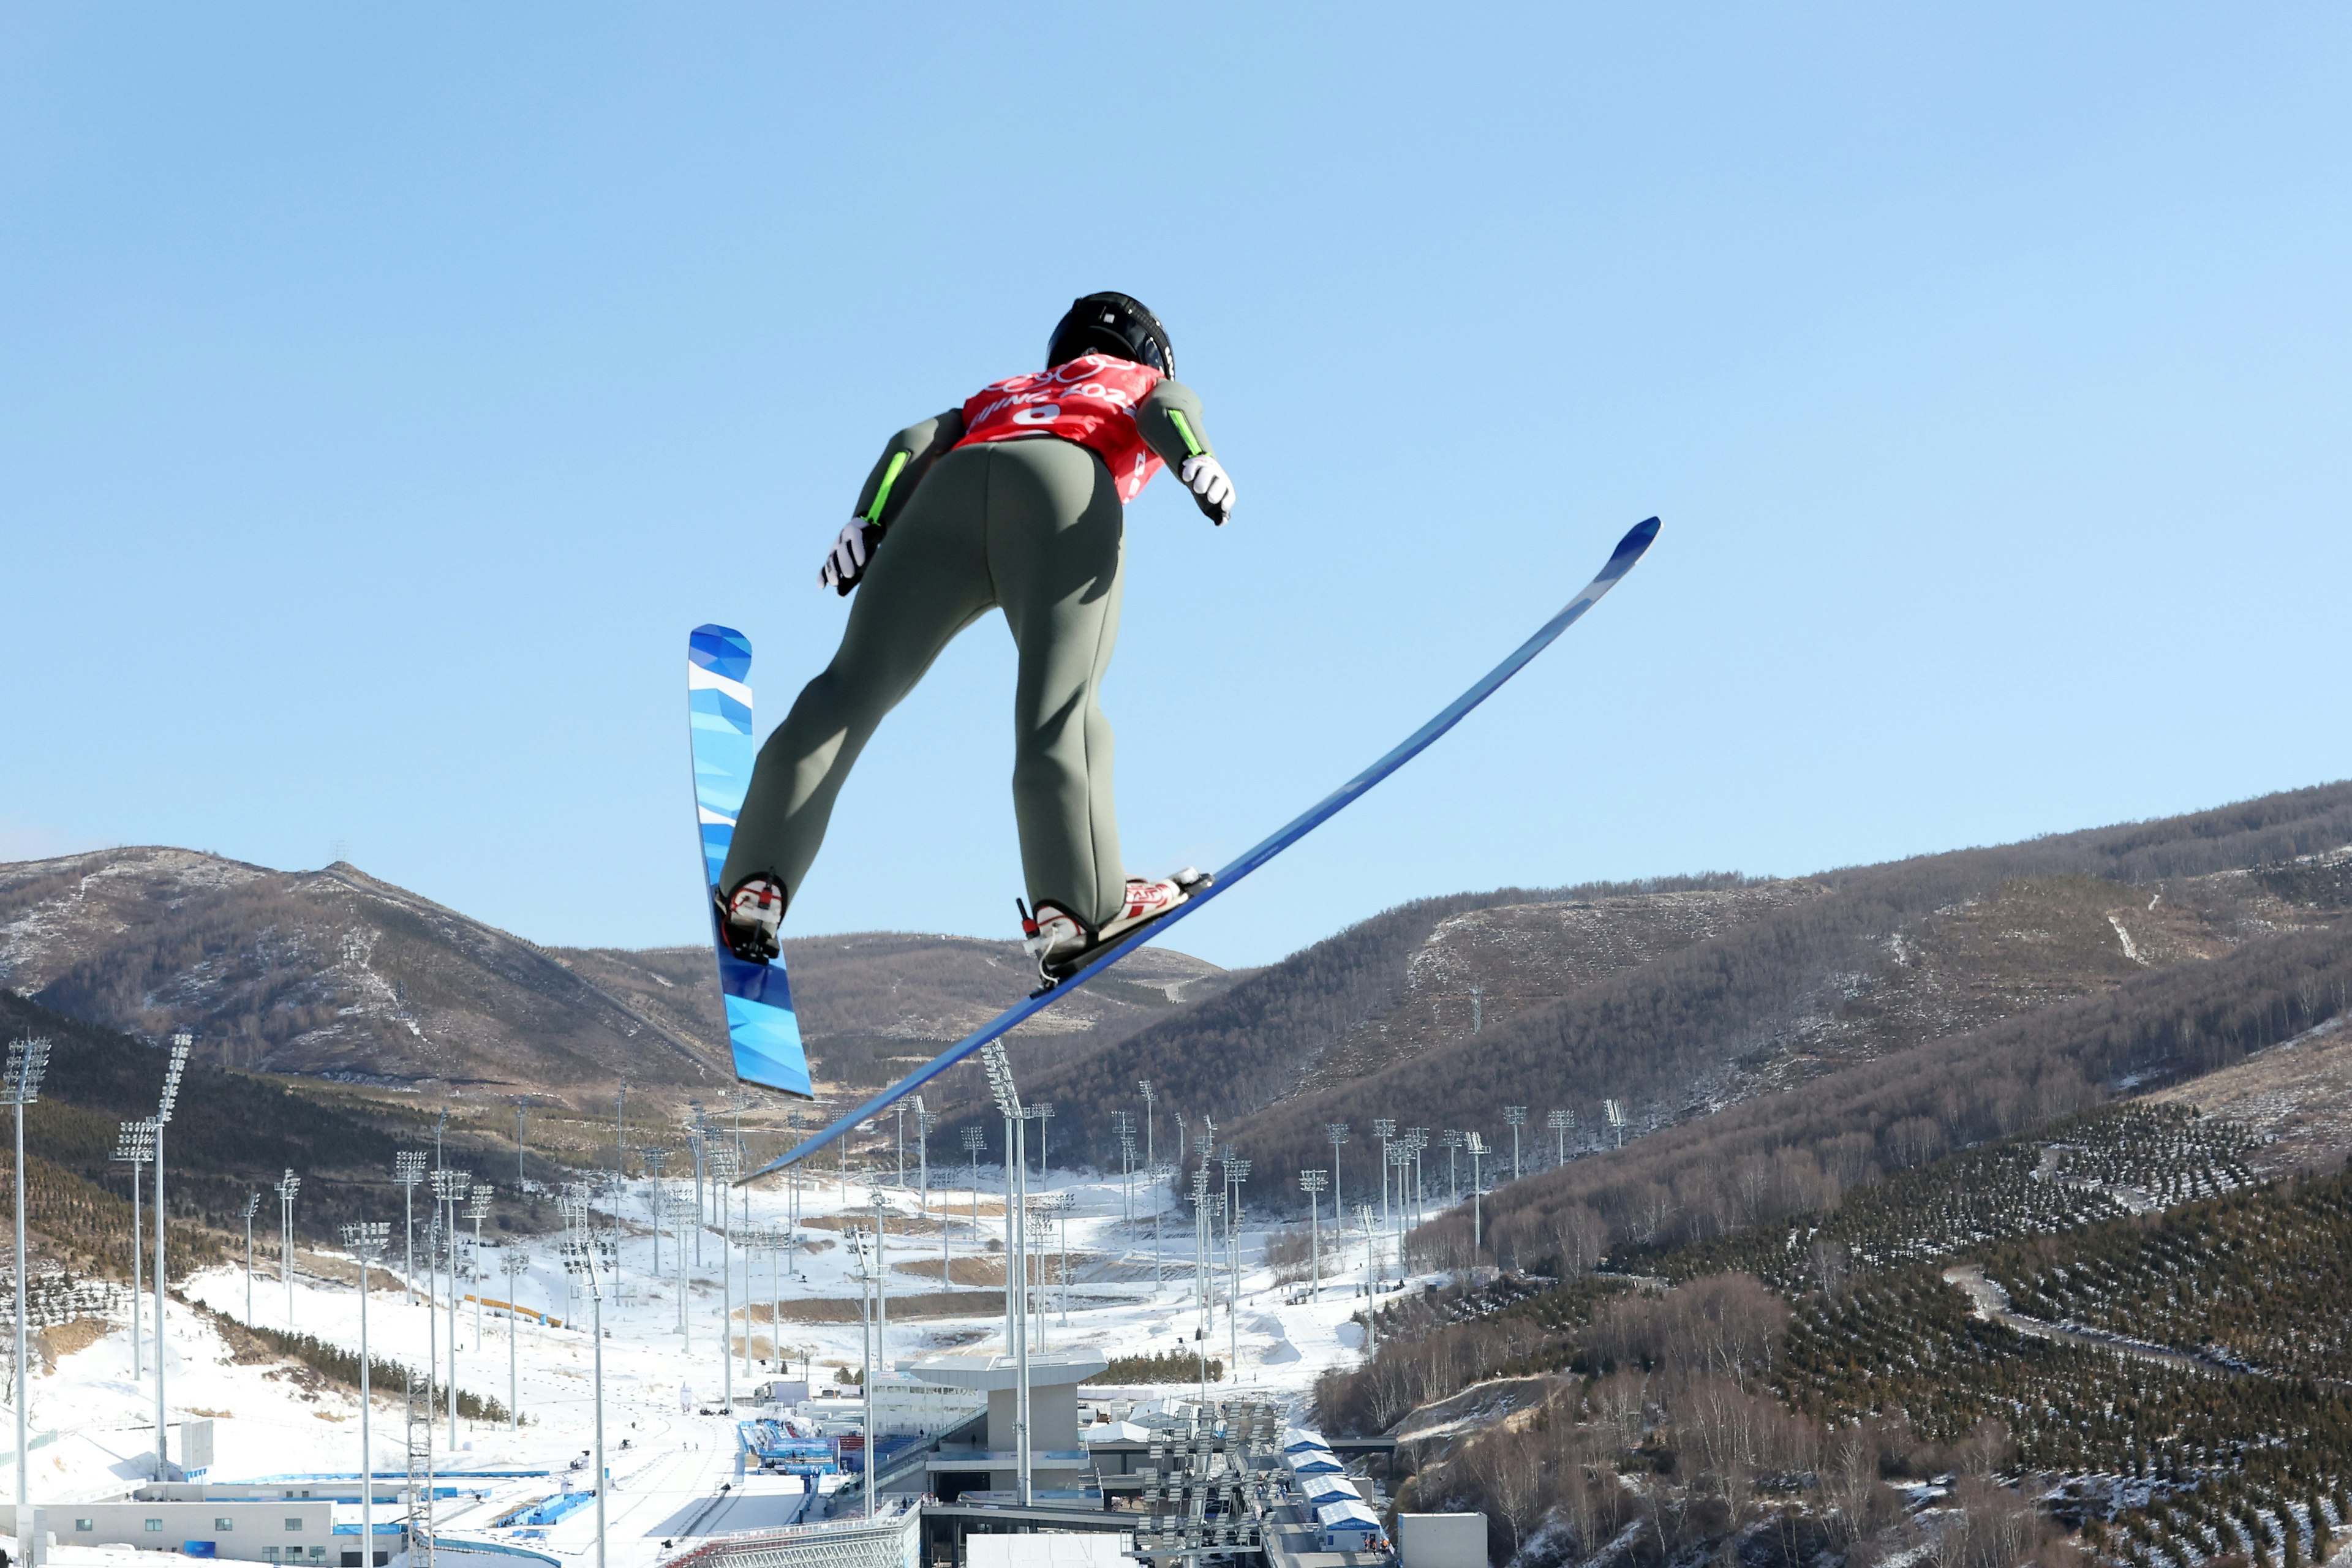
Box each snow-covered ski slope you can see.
[24,1164,1399,1568]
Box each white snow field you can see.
[16,1164,1400,1567]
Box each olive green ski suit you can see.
[719,379,1218,930]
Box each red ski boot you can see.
[1019,869,1212,985]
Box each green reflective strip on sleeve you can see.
[1166,409,1205,459]
[866,450,912,522]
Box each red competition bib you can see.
[954,355,1167,503]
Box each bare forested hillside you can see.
[0,988,526,1278]
[0,848,1230,1107]
[912,780,2352,1194]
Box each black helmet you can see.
[1046,292,1174,376]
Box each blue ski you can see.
[740,516,1660,1176]
[688,624,813,1099]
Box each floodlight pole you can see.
[869,1186,888,1370]
[1056,1195,1070,1327]
[1300,1170,1327,1301]
[1468,1134,1488,1263]
[1223,1161,1246,1377]
[669,1192,690,1346]
[1114,1120,1133,1224]
[1012,1109,1028,1502]
[277,1170,302,1330]
[1325,1125,1349,1234]
[240,1194,259,1327]
[394,1153,426,1306]
[962,1127,984,1263]
[450,1183,466,1441]
[430,1169,469,1446]
[342,1223,389,1568]
[688,1103,706,1265]
[560,1238,612,1568]
[852,1227,875,1520]
[915,1101,933,1215]
[11,1035,54,1508]
[1373,1120,1396,1235]
[154,1031,189,1477]
[980,1042,1031,1507]
[1504,1107,1526,1183]
[467,1189,492,1351]
[1150,1164,1169,1289]
[709,1147,739,1414]
[12,1056,25,1507]
[113,1121,153,1375]
[1137,1080,1155,1175]
[642,1148,673,1279]
[502,1252,526,1429]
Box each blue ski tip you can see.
[690,624,753,683]
[1607,517,1661,571]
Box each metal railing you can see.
[660,1497,923,1568]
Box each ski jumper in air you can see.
[716,293,1237,984]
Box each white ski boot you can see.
[1020,869,1212,985]
[716,875,786,964]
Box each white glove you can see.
[818,519,879,595]
[1180,454,1234,524]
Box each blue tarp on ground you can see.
[517,1491,597,1528]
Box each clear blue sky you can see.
[5,7,2348,969]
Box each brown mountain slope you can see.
[0,848,1229,1108]
[919,782,2352,1189]
[557,934,1234,1091]
[1211,794,2352,1221]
